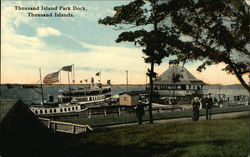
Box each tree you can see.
[162,0,250,92]
[99,0,176,123]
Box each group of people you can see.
[134,93,214,125]
[192,93,213,121]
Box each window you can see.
[68,108,71,111]
[40,110,43,114]
[45,110,47,114]
[60,109,63,112]
[124,97,128,101]
[64,108,67,112]
[35,110,38,114]
[54,109,57,113]
[72,107,74,111]
[50,109,52,113]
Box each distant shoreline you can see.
[0,83,247,90]
[0,83,245,86]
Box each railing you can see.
[87,106,121,118]
[39,117,93,134]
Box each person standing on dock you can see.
[205,93,213,120]
[192,97,200,121]
[135,101,145,125]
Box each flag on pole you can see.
[95,71,101,76]
[107,80,111,85]
[43,71,60,84]
[61,65,72,72]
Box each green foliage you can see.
[164,0,250,91]
[99,0,147,26]
[98,0,180,123]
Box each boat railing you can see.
[39,117,93,134]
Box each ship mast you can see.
[68,71,71,92]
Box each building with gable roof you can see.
[0,100,53,156]
[148,65,205,105]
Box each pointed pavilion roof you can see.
[155,66,205,85]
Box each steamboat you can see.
[29,65,111,116]
[29,83,111,116]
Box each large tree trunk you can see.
[229,62,250,93]
[149,62,154,123]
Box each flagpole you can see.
[73,64,75,84]
[39,68,44,105]
[100,70,102,83]
[71,64,73,84]
[126,70,128,92]
[68,72,71,92]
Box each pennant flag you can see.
[107,80,111,85]
[61,65,72,72]
[43,71,59,84]
[95,72,101,76]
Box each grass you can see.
[63,105,250,127]
[60,116,249,157]
[6,115,249,157]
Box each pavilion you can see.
[150,65,205,105]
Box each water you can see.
[0,84,248,105]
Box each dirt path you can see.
[104,111,249,128]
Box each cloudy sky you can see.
[1,1,249,85]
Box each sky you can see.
[1,0,249,85]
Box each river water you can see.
[0,84,248,105]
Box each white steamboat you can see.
[30,83,111,116]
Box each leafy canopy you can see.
[159,0,250,91]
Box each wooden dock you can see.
[39,117,93,134]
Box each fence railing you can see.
[39,117,93,134]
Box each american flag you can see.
[43,71,60,84]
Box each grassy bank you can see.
[62,116,249,157]
[64,105,250,127]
